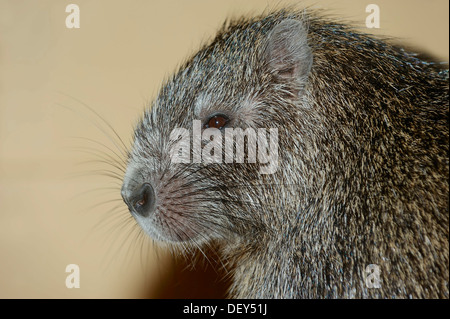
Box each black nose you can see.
[124,183,155,217]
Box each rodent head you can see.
[121,16,313,248]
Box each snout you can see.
[121,183,156,217]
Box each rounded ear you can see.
[263,19,313,89]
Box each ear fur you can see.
[264,19,313,89]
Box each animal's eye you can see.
[204,114,229,130]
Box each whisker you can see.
[66,145,127,172]
[69,136,128,168]
[67,169,124,181]
[67,187,121,202]
[89,204,130,234]
[85,198,125,211]
[74,158,126,174]
[56,92,130,158]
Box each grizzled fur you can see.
[122,9,449,298]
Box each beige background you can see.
[0,0,448,298]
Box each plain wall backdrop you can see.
[0,0,448,298]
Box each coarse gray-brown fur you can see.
[121,9,449,298]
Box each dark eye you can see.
[204,114,229,130]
